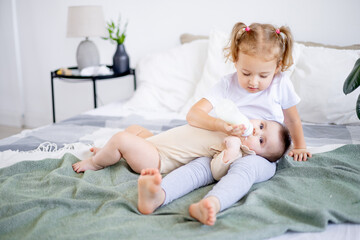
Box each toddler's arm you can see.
[187,98,233,134]
[283,106,312,161]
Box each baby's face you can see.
[241,119,282,158]
[234,52,280,93]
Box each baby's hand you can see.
[223,136,241,163]
[288,148,312,161]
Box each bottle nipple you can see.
[242,122,253,137]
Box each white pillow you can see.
[124,39,209,113]
[181,29,235,114]
[290,43,360,124]
[181,29,299,115]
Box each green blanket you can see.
[0,145,359,240]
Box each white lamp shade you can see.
[67,6,106,38]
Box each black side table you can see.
[50,66,136,123]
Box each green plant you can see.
[343,58,360,119]
[103,16,128,45]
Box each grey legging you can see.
[161,155,276,211]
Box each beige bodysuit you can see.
[146,124,255,180]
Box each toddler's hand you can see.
[229,124,246,138]
[223,123,234,133]
[288,148,312,161]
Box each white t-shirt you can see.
[204,72,300,123]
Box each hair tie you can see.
[245,26,250,32]
[276,29,281,34]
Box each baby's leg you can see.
[222,136,241,163]
[137,157,214,214]
[90,147,101,155]
[137,168,165,214]
[125,125,154,138]
[189,196,220,226]
[161,157,215,205]
[73,131,160,173]
[87,125,153,157]
[205,155,276,212]
[187,155,276,225]
[186,155,276,226]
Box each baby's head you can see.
[225,22,294,72]
[241,119,291,162]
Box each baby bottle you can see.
[215,98,253,137]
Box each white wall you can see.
[0,0,23,126]
[1,0,360,127]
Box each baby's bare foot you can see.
[223,136,241,163]
[72,158,103,173]
[138,168,165,215]
[189,197,219,225]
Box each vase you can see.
[113,44,130,74]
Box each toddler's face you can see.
[234,53,280,93]
[241,119,282,158]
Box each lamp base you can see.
[76,38,100,71]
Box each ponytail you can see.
[224,22,247,62]
[278,26,294,71]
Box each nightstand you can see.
[50,66,136,123]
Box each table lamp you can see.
[67,6,106,71]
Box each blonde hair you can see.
[224,22,294,72]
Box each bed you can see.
[0,31,359,240]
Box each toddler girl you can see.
[137,22,311,225]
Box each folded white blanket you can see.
[0,127,123,169]
[0,142,92,169]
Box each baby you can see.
[73,119,291,180]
